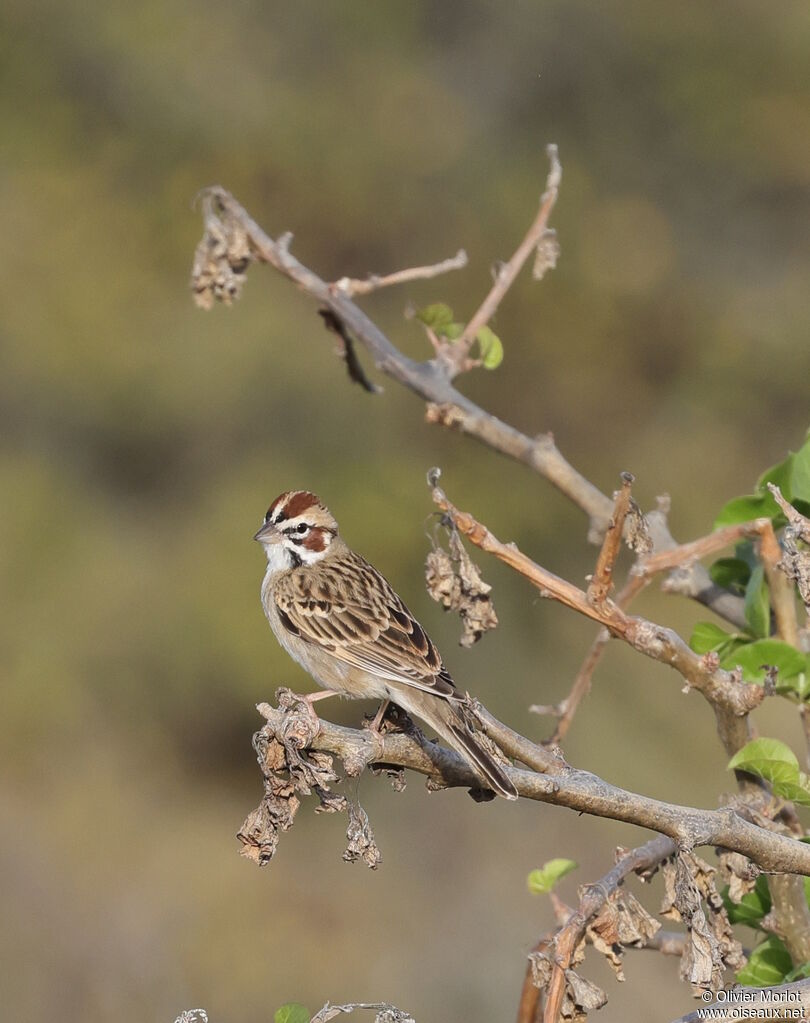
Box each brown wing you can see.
[273,551,462,701]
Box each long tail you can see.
[445,718,519,800]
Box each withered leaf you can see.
[425,531,498,646]
[343,801,381,869]
[190,191,253,309]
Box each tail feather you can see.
[447,722,518,801]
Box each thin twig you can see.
[331,249,468,298]
[457,144,561,356]
[587,472,635,607]
[633,518,773,579]
[535,574,651,744]
[516,935,552,1023]
[759,518,799,646]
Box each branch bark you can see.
[252,701,810,876]
[428,473,763,738]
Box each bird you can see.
[254,489,518,800]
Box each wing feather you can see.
[274,552,461,701]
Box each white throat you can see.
[261,541,294,577]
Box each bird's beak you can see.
[253,521,278,543]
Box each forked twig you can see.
[428,472,762,729]
[457,144,561,357]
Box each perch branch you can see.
[331,249,468,298]
[253,701,810,876]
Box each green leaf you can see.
[777,776,810,807]
[720,639,807,685]
[708,557,751,595]
[756,454,795,501]
[476,325,503,369]
[728,737,799,788]
[722,875,771,928]
[734,540,759,569]
[690,622,733,654]
[785,961,810,982]
[528,858,578,895]
[275,1005,310,1023]
[442,322,464,340]
[737,936,793,986]
[790,435,810,503]
[723,877,771,927]
[714,493,779,528]
[416,302,455,331]
[743,565,770,639]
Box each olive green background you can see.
[3,2,810,1021]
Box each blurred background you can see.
[2,1,810,1020]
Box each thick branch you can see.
[254,703,810,876]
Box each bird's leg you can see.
[368,698,391,734]
[289,688,340,726]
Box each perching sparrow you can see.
[254,490,518,800]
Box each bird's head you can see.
[254,490,339,572]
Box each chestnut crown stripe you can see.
[266,490,321,522]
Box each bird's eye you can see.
[295,523,309,534]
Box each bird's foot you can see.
[276,687,340,728]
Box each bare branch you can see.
[190,182,746,628]
[633,518,773,580]
[587,471,635,608]
[769,483,810,622]
[428,472,763,731]
[759,518,800,646]
[457,144,561,358]
[244,699,810,877]
[331,249,467,298]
